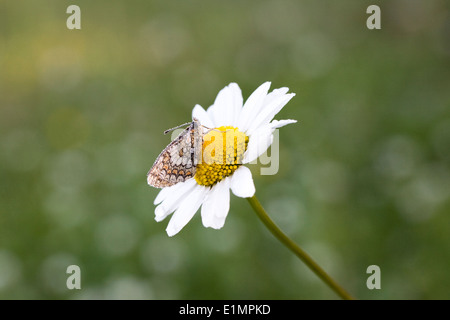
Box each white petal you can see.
[248,87,289,129]
[265,87,290,104]
[154,180,187,205]
[237,82,271,132]
[166,184,208,237]
[209,89,229,127]
[243,125,273,164]
[229,83,244,126]
[206,103,217,127]
[245,93,295,136]
[244,119,297,164]
[270,119,298,129]
[154,179,197,222]
[208,83,243,127]
[201,178,231,229]
[192,104,214,128]
[230,166,255,198]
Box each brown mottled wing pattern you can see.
[147,119,202,188]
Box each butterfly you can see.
[147,118,203,188]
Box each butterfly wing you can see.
[147,123,198,188]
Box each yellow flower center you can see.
[195,126,249,187]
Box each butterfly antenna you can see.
[164,121,192,135]
[202,126,232,134]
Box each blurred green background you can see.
[1,0,450,300]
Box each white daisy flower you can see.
[152,82,296,236]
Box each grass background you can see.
[1,0,450,299]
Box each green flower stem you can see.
[247,195,354,300]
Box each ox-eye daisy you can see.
[146,82,355,300]
[148,82,296,237]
